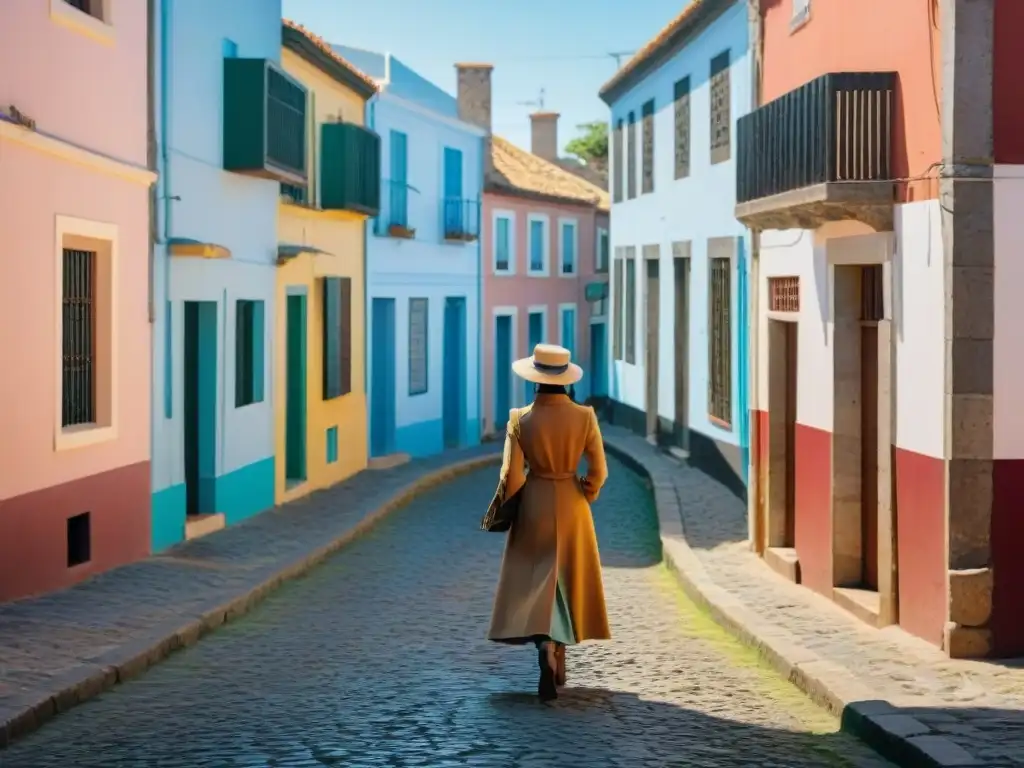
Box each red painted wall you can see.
[992,460,1024,656]
[894,448,947,646]
[794,424,832,595]
[993,0,1024,164]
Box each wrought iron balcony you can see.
[374,179,418,238]
[223,58,307,186]
[442,197,480,243]
[735,72,897,231]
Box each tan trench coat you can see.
[488,394,611,645]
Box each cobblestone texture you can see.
[0,445,501,746]
[1,457,890,767]
[601,425,1024,768]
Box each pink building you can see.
[455,65,610,435]
[0,0,155,601]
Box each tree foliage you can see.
[564,121,608,166]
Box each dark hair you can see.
[535,383,576,402]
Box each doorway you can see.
[526,309,544,404]
[644,259,659,442]
[284,292,307,486]
[370,298,397,457]
[494,313,513,431]
[183,301,218,519]
[766,319,797,552]
[673,253,690,450]
[443,296,466,449]
[589,320,607,398]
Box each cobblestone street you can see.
[1,457,888,768]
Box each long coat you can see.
[488,393,611,645]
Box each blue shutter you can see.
[561,223,575,273]
[252,300,265,402]
[561,307,575,358]
[389,131,408,228]
[530,220,544,271]
[443,147,463,236]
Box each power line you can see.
[491,51,634,63]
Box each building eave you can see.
[282,24,378,101]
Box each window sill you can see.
[527,270,549,278]
[790,8,811,33]
[55,423,117,452]
[708,414,733,432]
[559,271,577,278]
[49,0,115,46]
[493,268,515,277]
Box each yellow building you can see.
[274,22,381,504]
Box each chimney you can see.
[455,62,493,178]
[530,111,560,162]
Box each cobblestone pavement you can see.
[602,426,1024,767]
[1,457,891,767]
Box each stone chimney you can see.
[530,111,560,162]
[455,63,493,178]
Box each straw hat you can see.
[512,343,583,386]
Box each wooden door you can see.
[645,259,660,439]
[861,324,879,589]
[673,256,690,449]
[784,322,798,547]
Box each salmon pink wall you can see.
[0,146,152,502]
[994,0,1024,164]
[481,191,600,433]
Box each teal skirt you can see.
[493,577,578,646]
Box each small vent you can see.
[67,512,91,568]
[768,276,800,312]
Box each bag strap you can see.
[509,408,521,441]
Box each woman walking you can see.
[486,344,611,702]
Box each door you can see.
[443,297,466,449]
[494,314,513,431]
[590,322,607,398]
[645,260,660,440]
[183,301,217,517]
[370,298,397,457]
[526,310,544,402]
[285,293,307,485]
[861,324,879,589]
[673,256,690,449]
[443,147,463,237]
[784,323,798,548]
[560,306,576,358]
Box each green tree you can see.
[564,121,608,168]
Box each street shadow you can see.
[485,687,884,766]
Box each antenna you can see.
[516,87,546,111]
[608,51,636,69]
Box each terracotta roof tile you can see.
[488,136,609,212]
[283,19,379,94]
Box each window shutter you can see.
[252,300,265,402]
[322,277,341,399]
[339,276,352,396]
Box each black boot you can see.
[537,642,558,701]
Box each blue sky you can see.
[282,0,684,155]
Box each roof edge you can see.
[598,0,736,105]
[282,22,378,101]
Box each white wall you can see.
[994,167,1024,460]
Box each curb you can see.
[604,439,985,768]
[0,452,501,750]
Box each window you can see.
[792,0,811,28]
[52,0,113,43]
[708,248,733,425]
[674,76,691,179]
[625,247,636,364]
[613,250,624,361]
[322,276,352,399]
[67,512,91,568]
[408,297,429,395]
[559,219,578,275]
[559,304,577,358]
[281,89,316,206]
[325,426,339,464]
[626,112,637,199]
[612,119,624,203]
[596,228,609,273]
[641,99,655,194]
[528,214,549,275]
[493,211,514,274]
[710,51,731,165]
[234,299,265,407]
[63,0,102,20]
[62,248,96,428]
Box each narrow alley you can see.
[1,458,888,767]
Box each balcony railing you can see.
[442,197,480,242]
[374,179,418,238]
[736,72,895,205]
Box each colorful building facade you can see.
[334,46,486,459]
[151,0,285,549]
[743,0,1024,657]
[599,0,752,496]
[274,23,379,503]
[455,65,610,436]
[0,0,155,600]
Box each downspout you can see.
[364,95,375,400]
[747,0,764,553]
[147,0,157,324]
[476,131,484,442]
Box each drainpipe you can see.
[747,0,764,553]
[476,133,484,443]
[364,96,376,401]
[146,0,157,324]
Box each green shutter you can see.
[235,299,256,407]
[322,277,341,399]
[339,277,352,396]
[252,300,265,403]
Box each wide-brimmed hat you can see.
[512,343,583,386]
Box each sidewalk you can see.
[0,444,501,748]
[602,425,1024,768]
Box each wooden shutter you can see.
[710,50,731,164]
[339,277,352,396]
[322,278,341,399]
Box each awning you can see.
[276,243,333,264]
[168,237,231,260]
[585,281,609,302]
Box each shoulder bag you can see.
[480,409,523,533]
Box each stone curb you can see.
[603,438,985,768]
[0,452,501,750]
